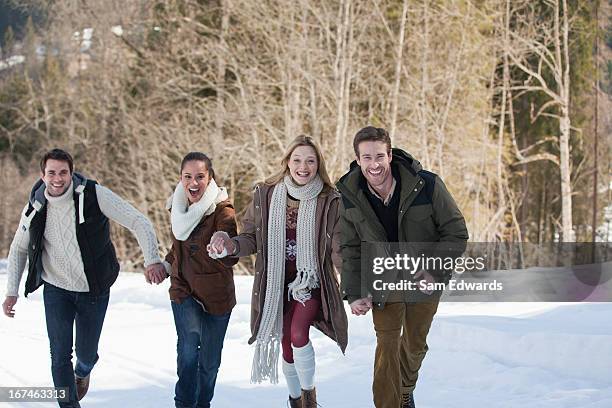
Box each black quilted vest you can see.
[23,176,120,296]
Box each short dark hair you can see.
[353,126,392,157]
[180,152,215,179]
[40,149,74,174]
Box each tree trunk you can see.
[214,0,230,158]
[418,0,431,169]
[558,0,574,241]
[559,108,573,241]
[389,0,409,140]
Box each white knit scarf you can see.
[251,174,323,384]
[169,179,228,241]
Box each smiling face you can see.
[288,145,318,185]
[356,140,393,194]
[181,160,210,204]
[42,159,72,197]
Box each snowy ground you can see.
[1,266,612,408]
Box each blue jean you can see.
[43,282,110,408]
[171,297,231,408]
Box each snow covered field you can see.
[1,266,612,408]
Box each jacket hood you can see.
[337,148,422,188]
[29,172,88,212]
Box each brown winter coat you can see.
[231,183,348,353]
[166,200,239,315]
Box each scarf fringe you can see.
[288,268,320,305]
[250,337,281,384]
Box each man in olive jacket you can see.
[336,126,468,408]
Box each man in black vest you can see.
[337,127,469,408]
[2,149,166,408]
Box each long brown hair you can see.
[265,135,334,191]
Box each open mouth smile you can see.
[188,187,201,198]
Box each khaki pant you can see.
[371,301,439,408]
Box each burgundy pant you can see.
[281,297,321,363]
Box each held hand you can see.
[3,296,18,318]
[413,269,435,295]
[349,297,372,316]
[145,263,168,285]
[144,268,152,284]
[208,231,235,259]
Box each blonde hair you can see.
[265,135,335,191]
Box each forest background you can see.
[0,0,610,273]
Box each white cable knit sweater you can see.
[41,182,88,291]
[5,182,162,296]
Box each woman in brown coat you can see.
[162,152,238,408]
[209,136,348,408]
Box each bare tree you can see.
[507,0,576,241]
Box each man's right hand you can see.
[3,296,18,318]
[349,297,372,316]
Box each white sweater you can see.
[5,182,162,296]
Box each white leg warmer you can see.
[282,359,302,399]
[292,341,315,390]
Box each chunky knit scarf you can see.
[251,174,323,384]
[169,179,228,241]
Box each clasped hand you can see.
[144,262,167,285]
[207,231,235,258]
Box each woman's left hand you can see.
[208,231,235,258]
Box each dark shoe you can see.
[402,392,415,408]
[301,388,317,408]
[288,395,302,408]
[75,374,90,401]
